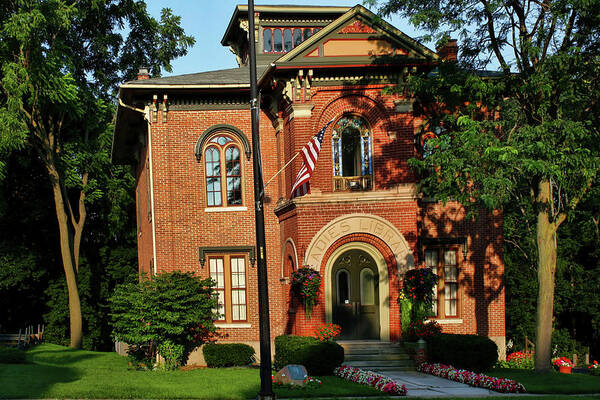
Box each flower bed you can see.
[334,365,407,396]
[417,363,526,393]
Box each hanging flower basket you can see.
[291,266,321,318]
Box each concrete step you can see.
[345,353,411,362]
[344,359,414,368]
[338,340,416,372]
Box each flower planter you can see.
[559,366,572,374]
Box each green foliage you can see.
[428,334,498,372]
[0,0,194,348]
[497,352,534,369]
[0,346,27,364]
[202,343,255,368]
[110,271,218,370]
[274,335,344,376]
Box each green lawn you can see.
[489,368,600,394]
[0,344,382,399]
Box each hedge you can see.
[427,333,498,372]
[274,335,344,375]
[202,343,255,367]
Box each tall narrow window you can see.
[210,257,226,320]
[204,135,243,207]
[444,250,458,316]
[283,29,293,52]
[425,249,438,316]
[273,29,283,52]
[332,116,372,191]
[263,29,273,52]
[304,29,312,40]
[226,146,242,205]
[205,147,222,206]
[230,257,247,321]
[293,29,302,47]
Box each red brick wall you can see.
[135,82,505,349]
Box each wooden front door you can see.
[332,249,380,339]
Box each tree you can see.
[0,0,194,348]
[369,0,600,371]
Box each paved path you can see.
[383,370,525,397]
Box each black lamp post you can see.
[247,0,275,399]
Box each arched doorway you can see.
[331,248,380,339]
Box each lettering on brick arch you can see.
[304,214,415,274]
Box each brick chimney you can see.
[137,67,150,80]
[436,39,458,61]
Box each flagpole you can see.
[263,151,300,189]
[247,1,275,399]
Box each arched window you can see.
[332,116,373,191]
[273,29,283,52]
[204,135,243,207]
[283,29,293,52]
[263,29,273,52]
[293,29,302,47]
[303,29,313,41]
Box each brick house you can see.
[112,4,505,362]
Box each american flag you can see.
[290,119,334,199]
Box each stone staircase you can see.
[338,340,415,372]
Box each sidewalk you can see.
[384,370,525,397]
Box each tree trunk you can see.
[47,163,83,349]
[534,179,557,372]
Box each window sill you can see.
[205,206,248,213]
[428,318,463,325]
[214,323,251,329]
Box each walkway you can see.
[384,370,524,397]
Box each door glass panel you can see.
[337,269,350,304]
[360,268,375,305]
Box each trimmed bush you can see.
[202,343,255,367]
[274,334,344,375]
[0,346,27,364]
[427,333,498,372]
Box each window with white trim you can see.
[425,248,459,318]
[209,254,248,323]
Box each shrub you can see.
[0,346,27,364]
[496,351,534,369]
[274,335,344,375]
[110,271,218,370]
[202,343,255,367]
[403,320,442,341]
[428,333,498,372]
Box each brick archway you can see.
[304,213,415,274]
[322,235,397,341]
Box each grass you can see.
[489,367,600,394]
[0,343,382,399]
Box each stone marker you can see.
[273,364,308,386]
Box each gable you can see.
[275,5,437,66]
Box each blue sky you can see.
[145,0,428,76]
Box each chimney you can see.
[137,67,150,80]
[436,39,458,61]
